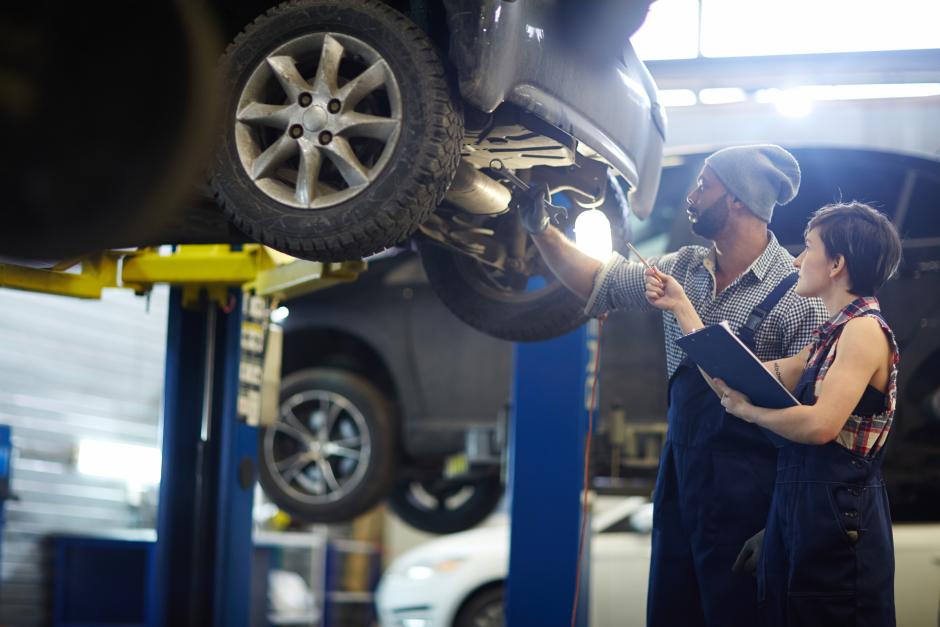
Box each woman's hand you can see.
[645,268,692,311]
[713,378,755,421]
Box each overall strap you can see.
[738,273,798,350]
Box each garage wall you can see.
[0,286,168,626]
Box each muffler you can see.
[444,161,511,216]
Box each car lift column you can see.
[151,287,257,627]
[505,320,598,626]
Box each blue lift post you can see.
[0,425,11,573]
[152,287,258,627]
[506,319,599,626]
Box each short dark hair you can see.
[805,202,902,296]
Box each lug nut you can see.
[298,93,313,107]
[318,131,333,145]
[327,99,342,113]
[289,124,304,139]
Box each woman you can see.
[644,201,902,626]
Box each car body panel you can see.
[281,253,512,458]
[444,0,665,219]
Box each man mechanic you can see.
[521,144,828,626]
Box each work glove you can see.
[732,528,764,577]
[518,183,553,234]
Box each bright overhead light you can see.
[698,87,747,105]
[270,306,290,323]
[659,89,697,108]
[756,88,813,118]
[575,209,613,262]
[808,83,940,101]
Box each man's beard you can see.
[689,195,730,239]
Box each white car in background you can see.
[375,497,652,627]
[376,496,940,627]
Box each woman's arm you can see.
[762,345,811,392]
[716,317,890,444]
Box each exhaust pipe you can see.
[444,161,511,216]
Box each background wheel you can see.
[418,180,628,341]
[454,585,505,627]
[0,2,218,259]
[211,0,462,262]
[258,368,398,523]
[387,473,503,534]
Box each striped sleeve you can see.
[778,288,828,356]
[584,250,680,317]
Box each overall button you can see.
[843,510,859,518]
[851,459,864,469]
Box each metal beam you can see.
[0,245,364,305]
[647,49,940,91]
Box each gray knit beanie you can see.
[704,145,801,222]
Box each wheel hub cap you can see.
[302,105,328,132]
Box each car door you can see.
[893,524,940,626]
[590,510,652,627]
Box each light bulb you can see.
[575,209,613,262]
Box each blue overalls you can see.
[758,310,896,627]
[648,275,797,627]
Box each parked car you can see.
[258,145,940,536]
[374,496,940,627]
[4,0,665,344]
[263,251,513,533]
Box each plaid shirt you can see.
[805,297,899,456]
[585,232,828,378]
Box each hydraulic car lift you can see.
[506,319,599,627]
[0,246,364,627]
[2,244,596,626]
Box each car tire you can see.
[454,585,505,627]
[387,474,503,535]
[211,0,462,262]
[258,368,398,523]
[417,184,628,341]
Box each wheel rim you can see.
[403,479,477,513]
[264,389,373,505]
[472,598,505,627]
[235,32,403,209]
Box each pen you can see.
[627,242,665,279]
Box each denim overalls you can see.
[647,275,797,627]
[758,309,897,626]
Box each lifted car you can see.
[4,0,665,343]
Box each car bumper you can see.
[445,0,665,219]
[375,573,462,627]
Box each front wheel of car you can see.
[211,0,462,261]
[454,586,505,627]
[258,368,398,523]
[387,473,503,534]
[417,183,628,341]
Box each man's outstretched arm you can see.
[529,225,603,302]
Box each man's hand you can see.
[519,183,552,234]
[732,528,765,577]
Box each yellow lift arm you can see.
[0,244,366,305]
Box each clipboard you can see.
[675,321,799,446]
